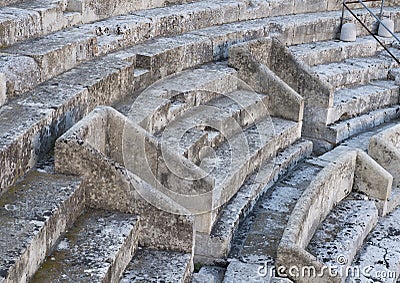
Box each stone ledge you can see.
[276,146,393,282]
[369,123,400,187]
[195,140,313,264]
[32,209,140,283]
[0,172,84,283]
[55,106,195,252]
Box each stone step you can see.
[195,140,313,263]
[127,62,238,134]
[2,3,400,105]
[120,247,192,282]
[311,55,395,89]
[273,6,400,46]
[348,205,400,282]
[32,209,140,283]
[222,260,294,283]
[229,161,323,265]
[327,80,400,125]
[326,105,400,144]
[307,196,379,270]
[205,116,301,219]
[0,52,135,194]
[159,89,270,164]
[3,5,400,103]
[192,266,226,283]
[0,0,202,47]
[0,29,213,100]
[289,35,397,67]
[0,171,84,282]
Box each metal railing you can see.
[340,0,400,64]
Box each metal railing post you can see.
[341,0,399,64]
[340,0,346,30]
[380,0,385,19]
[357,0,400,44]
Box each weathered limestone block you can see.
[294,0,329,14]
[237,0,293,20]
[0,53,134,195]
[133,2,231,38]
[129,34,213,80]
[378,17,395,37]
[0,55,40,98]
[121,248,193,283]
[83,14,154,55]
[0,172,84,283]
[325,81,399,126]
[277,152,355,283]
[31,210,139,283]
[223,260,295,283]
[192,20,268,60]
[15,0,74,35]
[274,13,340,46]
[369,123,400,187]
[277,147,393,282]
[354,149,393,216]
[267,39,333,112]
[128,63,238,134]
[195,140,313,264]
[0,7,42,47]
[313,57,394,89]
[55,106,195,252]
[326,106,400,145]
[289,37,379,67]
[4,31,98,82]
[228,38,305,123]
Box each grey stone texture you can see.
[121,248,192,282]
[0,0,399,282]
[0,171,84,283]
[369,123,400,187]
[32,209,139,283]
[55,106,195,252]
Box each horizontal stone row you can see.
[0,0,201,46]
[2,5,399,105]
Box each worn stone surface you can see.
[328,80,399,125]
[195,140,313,263]
[55,107,195,252]
[120,247,192,283]
[289,36,387,66]
[0,1,399,282]
[228,38,305,122]
[0,53,134,195]
[327,105,400,144]
[197,266,226,282]
[308,198,378,268]
[32,209,139,283]
[222,260,294,283]
[349,206,400,282]
[127,62,238,133]
[312,55,395,89]
[0,54,40,97]
[369,123,400,188]
[276,151,358,282]
[230,162,322,265]
[0,171,83,283]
